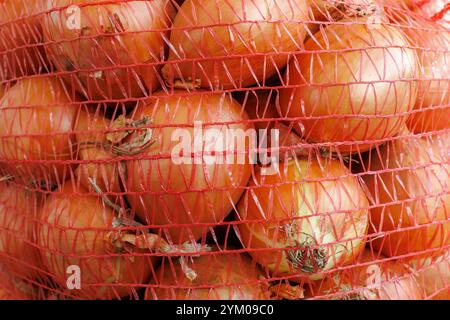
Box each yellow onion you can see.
[162,0,310,90]
[42,0,175,101]
[0,0,48,81]
[279,18,418,154]
[308,0,380,21]
[306,249,424,300]
[0,77,79,187]
[123,91,254,243]
[362,129,450,257]
[237,155,369,281]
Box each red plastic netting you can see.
[0,0,448,300]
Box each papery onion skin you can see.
[0,78,78,186]
[38,184,154,300]
[0,0,48,81]
[74,106,124,201]
[125,91,253,244]
[306,249,424,300]
[43,0,175,101]
[0,182,43,280]
[237,156,369,281]
[406,250,450,300]
[308,0,379,21]
[146,250,272,300]
[162,0,310,90]
[362,130,450,258]
[279,19,418,154]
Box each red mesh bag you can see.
[0,0,448,300]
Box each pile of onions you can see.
[279,17,418,154]
[146,248,303,300]
[362,129,450,257]
[42,0,176,100]
[162,0,310,89]
[74,106,125,201]
[0,77,79,187]
[38,183,156,300]
[388,14,449,133]
[0,0,48,81]
[406,250,450,300]
[236,155,369,281]
[0,181,43,280]
[306,249,424,299]
[122,91,253,244]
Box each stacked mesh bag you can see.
[0,0,448,300]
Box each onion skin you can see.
[279,19,418,154]
[0,0,48,81]
[0,78,78,186]
[0,182,43,280]
[146,250,272,300]
[237,157,369,281]
[307,249,424,300]
[362,130,450,258]
[74,106,124,200]
[38,184,154,300]
[406,251,450,300]
[308,0,379,21]
[162,0,310,89]
[125,91,253,243]
[43,0,175,101]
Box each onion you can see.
[308,0,380,21]
[74,106,125,201]
[121,91,253,244]
[38,183,157,300]
[0,0,48,81]
[0,276,31,300]
[237,90,279,133]
[146,248,303,300]
[407,250,450,300]
[0,77,79,187]
[279,18,418,154]
[306,249,424,299]
[162,0,310,90]
[43,0,175,101]
[237,155,369,281]
[362,129,450,257]
[0,181,43,280]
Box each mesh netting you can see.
[0,0,448,300]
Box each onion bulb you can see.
[407,250,450,300]
[279,18,418,154]
[38,183,157,300]
[308,0,380,21]
[146,248,304,300]
[121,91,253,243]
[74,106,125,202]
[0,77,79,187]
[162,0,310,90]
[42,0,175,101]
[0,0,48,81]
[237,155,369,281]
[307,249,424,299]
[362,129,450,257]
[0,181,43,280]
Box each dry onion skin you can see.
[237,156,369,281]
[407,250,450,300]
[362,130,450,258]
[0,0,48,81]
[42,0,176,101]
[0,182,43,280]
[0,77,79,187]
[146,250,273,300]
[162,0,310,90]
[307,249,424,300]
[279,18,418,154]
[123,91,253,244]
[38,184,156,300]
[308,0,380,22]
